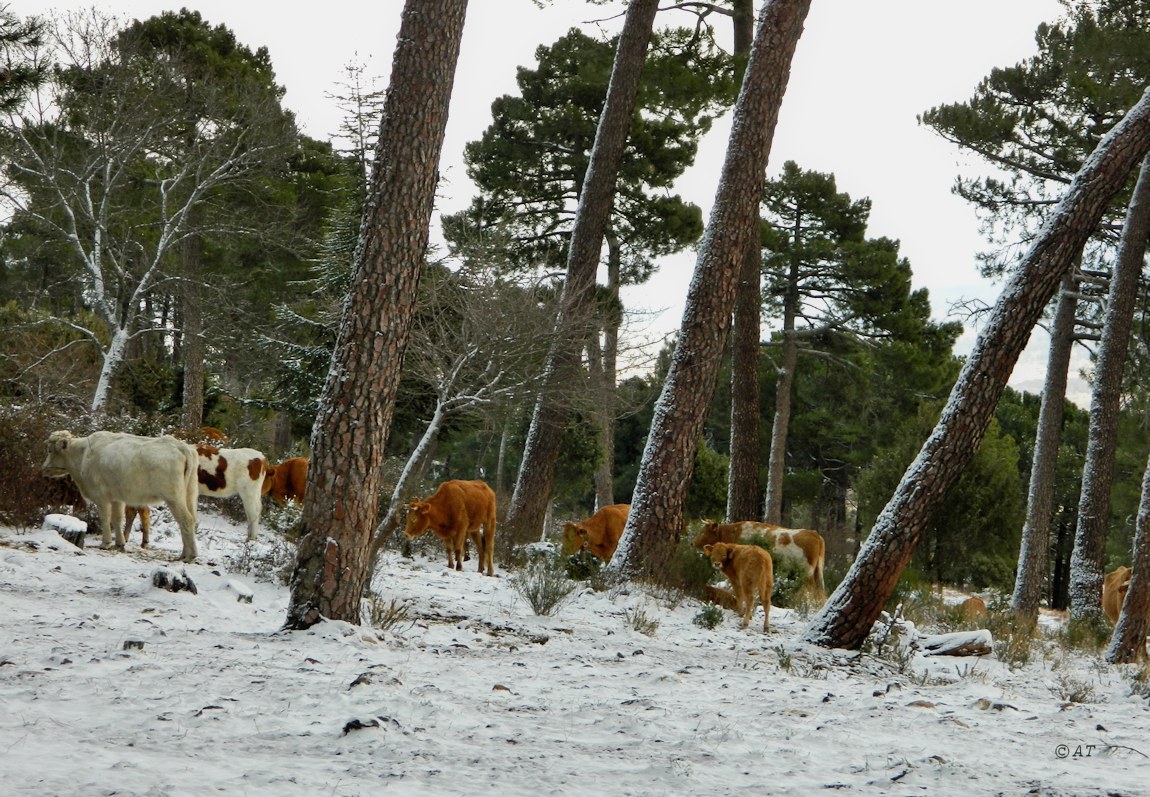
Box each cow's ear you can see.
[703,544,713,555]
[576,528,589,540]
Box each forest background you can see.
[2,0,1149,615]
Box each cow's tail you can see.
[183,447,200,527]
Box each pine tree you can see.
[285,0,467,629]
[613,0,814,578]
[802,86,1150,650]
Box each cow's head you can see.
[260,464,276,495]
[405,500,432,538]
[42,430,76,479]
[560,522,587,556]
[692,519,721,550]
[703,542,734,573]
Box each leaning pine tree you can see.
[803,87,1150,650]
[285,0,468,629]
[612,0,814,578]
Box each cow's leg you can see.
[168,501,198,563]
[139,506,150,547]
[452,533,466,571]
[761,579,771,633]
[738,582,752,629]
[242,492,261,541]
[123,506,137,546]
[96,502,116,549]
[441,537,458,570]
[109,502,126,549]
[468,530,483,573]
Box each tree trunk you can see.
[501,0,660,548]
[725,0,761,524]
[763,256,800,524]
[90,325,130,413]
[1106,447,1150,663]
[371,402,447,558]
[802,86,1150,650]
[613,0,814,577]
[181,226,205,429]
[285,0,467,629]
[592,234,623,510]
[1052,516,1072,610]
[727,243,762,522]
[1010,269,1079,620]
[1070,151,1150,624]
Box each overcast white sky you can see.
[24,0,1088,400]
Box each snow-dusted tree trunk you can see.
[613,0,813,577]
[1010,269,1080,620]
[501,0,661,548]
[1106,447,1150,664]
[285,0,467,629]
[1069,151,1150,624]
[802,87,1150,650]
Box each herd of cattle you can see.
[39,428,1140,635]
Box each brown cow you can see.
[703,542,773,632]
[704,584,739,611]
[262,456,308,503]
[171,426,230,446]
[405,479,497,576]
[123,505,151,547]
[957,595,987,622]
[693,519,825,598]
[560,503,630,562]
[1104,566,1133,625]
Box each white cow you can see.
[42,430,200,561]
[195,445,269,541]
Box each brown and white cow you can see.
[405,479,497,576]
[42,431,200,561]
[196,445,269,541]
[262,456,308,504]
[1104,565,1133,626]
[693,519,826,598]
[560,503,630,562]
[704,542,774,632]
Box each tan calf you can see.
[693,519,825,598]
[703,542,773,632]
[1104,566,1133,625]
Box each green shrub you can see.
[624,605,659,636]
[511,557,577,616]
[693,603,723,630]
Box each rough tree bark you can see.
[1070,151,1150,624]
[1106,447,1150,663]
[612,0,814,577]
[284,0,467,629]
[501,0,661,548]
[802,87,1150,650]
[1010,269,1080,621]
[725,0,762,524]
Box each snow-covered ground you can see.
[2,508,1148,796]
